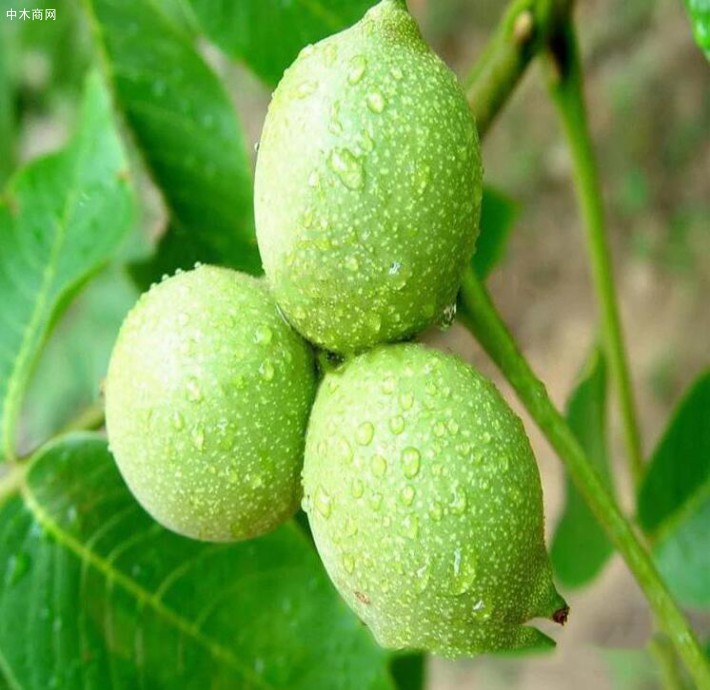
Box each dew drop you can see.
[447,419,460,435]
[415,561,430,592]
[314,485,333,518]
[192,427,205,450]
[351,478,365,498]
[391,66,404,80]
[253,325,273,345]
[345,255,359,271]
[171,411,185,430]
[342,553,355,574]
[399,392,414,411]
[371,454,388,477]
[402,447,421,478]
[328,148,365,190]
[451,548,477,595]
[347,55,367,84]
[400,485,415,506]
[295,80,317,98]
[335,437,354,463]
[449,485,468,515]
[433,421,446,437]
[356,421,374,446]
[368,491,383,510]
[381,376,396,395]
[344,518,358,537]
[402,515,419,539]
[358,129,375,153]
[259,360,275,381]
[429,501,444,522]
[389,416,405,435]
[366,92,387,113]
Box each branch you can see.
[458,271,710,689]
[543,19,644,486]
[464,0,574,136]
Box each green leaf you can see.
[0,433,395,690]
[0,73,133,462]
[551,347,614,588]
[683,0,710,59]
[0,21,16,185]
[187,0,377,86]
[472,186,518,280]
[18,264,138,453]
[639,369,710,532]
[390,654,426,690]
[638,369,710,607]
[84,0,260,286]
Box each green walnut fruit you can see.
[105,265,316,542]
[303,344,567,656]
[255,0,482,354]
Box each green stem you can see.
[542,20,644,486]
[59,402,106,435]
[457,271,710,689]
[650,634,688,690]
[464,0,574,136]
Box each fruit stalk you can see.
[464,0,574,136]
[457,270,710,689]
[543,19,644,487]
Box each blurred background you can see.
[3,0,709,687]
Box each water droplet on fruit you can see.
[347,55,367,84]
[391,66,404,80]
[400,485,415,505]
[351,478,364,498]
[451,548,476,595]
[328,101,344,135]
[402,447,421,477]
[402,515,419,539]
[342,553,355,573]
[259,360,275,381]
[371,454,388,477]
[399,392,414,410]
[415,561,430,592]
[356,422,374,446]
[328,148,365,190]
[366,92,387,113]
[314,486,333,518]
[390,402,412,427]
[381,376,396,395]
[295,80,317,98]
[368,491,383,510]
[192,426,205,450]
[429,501,444,522]
[171,411,185,430]
[449,485,467,515]
[253,325,273,345]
